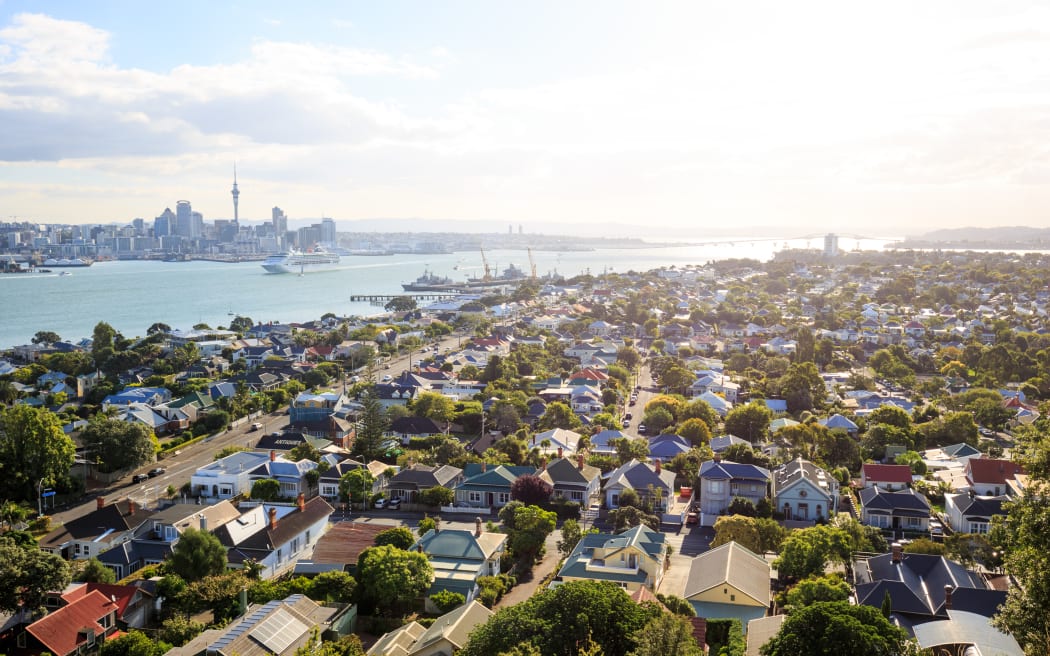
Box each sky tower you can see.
[231,165,240,224]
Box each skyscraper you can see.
[231,165,240,224]
[320,217,336,244]
[272,206,287,234]
[175,201,193,237]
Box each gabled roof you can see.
[859,487,931,515]
[773,458,835,499]
[684,541,770,606]
[62,582,151,621]
[456,465,527,489]
[389,464,462,488]
[710,434,750,452]
[862,463,913,485]
[389,416,443,434]
[27,589,117,656]
[309,521,390,566]
[605,459,676,493]
[820,413,858,431]
[539,456,601,487]
[408,600,493,654]
[40,499,154,550]
[699,460,771,483]
[855,552,1003,619]
[414,528,507,561]
[947,493,1005,519]
[965,458,1024,485]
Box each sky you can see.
[2,1,1050,237]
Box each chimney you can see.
[557,446,563,458]
[481,462,487,472]
[199,513,207,531]
[417,544,423,552]
[268,507,278,530]
[577,454,585,470]
[434,517,441,533]
[297,492,305,512]
[270,450,276,462]
[891,542,903,564]
[655,459,662,474]
[475,517,483,537]
[97,497,106,510]
[944,585,954,610]
[127,499,136,514]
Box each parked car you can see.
[624,412,633,420]
[132,473,148,484]
[388,498,402,509]
[374,497,387,509]
[249,422,263,431]
[148,467,166,477]
[637,423,647,435]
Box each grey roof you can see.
[948,493,1005,520]
[710,435,751,452]
[604,459,675,494]
[859,486,931,516]
[558,525,665,585]
[912,610,1022,656]
[389,464,462,489]
[684,541,770,606]
[539,457,601,487]
[773,457,835,499]
[855,552,1003,620]
[699,460,771,482]
[410,600,493,653]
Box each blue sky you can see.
[2,1,1050,236]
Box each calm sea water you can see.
[0,239,888,349]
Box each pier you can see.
[350,293,461,305]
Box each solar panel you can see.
[250,607,309,654]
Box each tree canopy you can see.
[168,528,228,582]
[0,405,77,502]
[81,415,157,474]
[355,544,433,615]
[760,601,908,656]
[0,536,72,613]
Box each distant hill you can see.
[894,226,1050,249]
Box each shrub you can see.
[431,589,467,613]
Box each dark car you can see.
[132,473,148,483]
[148,467,166,477]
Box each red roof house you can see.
[965,458,1024,496]
[861,464,913,491]
[25,590,118,656]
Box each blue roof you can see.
[764,399,788,412]
[699,460,771,482]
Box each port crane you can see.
[479,246,492,281]
[527,247,537,280]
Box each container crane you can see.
[479,246,492,281]
[527,247,537,280]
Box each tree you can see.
[307,570,357,603]
[612,437,651,465]
[0,536,71,612]
[431,589,467,613]
[760,601,908,656]
[510,474,553,506]
[159,615,205,647]
[537,402,583,431]
[0,405,77,502]
[411,391,456,424]
[32,330,61,345]
[374,527,416,550]
[100,630,172,656]
[723,402,772,443]
[168,528,228,582]
[782,574,851,608]
[993,490,1050,655]
[641,407,675,434]
[75,557,117,584]
[355,545,434,615]
[417,515,437,537]
[507,504,557,563]
[608,505,660,532]
[250,478,282,501]
[418,485,455,507]
[628,613,703,656]
[460,580,661,656]
[676,418,711,447]
[384,296,418,312]
[681,398,719,430]
[557,518,596,557]
[353,388,389,460]
[773,525,851,581]
[80,416,157,474]
[338,468,375,504]
[229,315,254,333]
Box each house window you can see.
[709,481,724,494]
[277,548,283,562]
[498,493,510,505]
[469,491,482,503]
[291,537,300,553]
[971,522,989,534]
[906,517,921,527]
[306,530,311,544]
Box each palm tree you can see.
[0,500,32,530]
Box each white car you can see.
[374,498,387,509]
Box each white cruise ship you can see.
[261,248,341,274]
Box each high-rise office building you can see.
[823,233,839,258]
[175,201,193,238]
[154,208,174,237]
[272,206,287,234]
[320,217,336,244]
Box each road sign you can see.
[41,491,56,497]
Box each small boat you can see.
[59,271,72,276]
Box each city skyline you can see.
[2,2,1050,236]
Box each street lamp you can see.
[37,478,47,517]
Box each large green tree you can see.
[411,391,456,424]
[723,402,772,443]
[168,528,228,582]
[80,415,157,474]
[993,488,1050,654]
[507,504,557,563]
[353,388,389,460]
[0,405,77,502]
[0,536,72,612]
[99,630,172,656]
[461,580,661,656]
[773,524,851,581]
[627,611,704,656]
[338,468,375,504]
[355,544,433,615]
[760,601,908,656]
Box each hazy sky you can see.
[2,1,1050,236]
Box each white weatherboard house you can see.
[772,458,839,523]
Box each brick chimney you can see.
[270,450,276,462]
[297,492,305,512]
[944,585,954,610]
[97,497,106,510]
[434,517,441,533]
[891,542,903,563]
[557,446,563,458]
[654,458,662,474]
[577,454,585,470]
[268,507,278,530]
[713,453,722,463]
[475,517,483,537]
[127,499,135,514]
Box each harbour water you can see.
[0,239,888,349]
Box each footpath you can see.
[495,532,561,610]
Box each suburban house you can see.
[366,601,493,656]
[51,582,155,631]
[965,458,1024,497]
[589,429,631,456]
[647,433,692,460]
[246,452,320,499]
[710,434,750,453]
[858,486,931,534]
[531,428,583,455]
[388,416,445,444]
[861,463,914,491]
[604,459,676,512]
[683,541,771,629]
[454,463,535,509]
[21,590,119,656]
[819,413,859,436]
[202,594,352,656]
[413,521,508,612]
[294,521,391,575]
[191,451,276,500]
[555,525,667,592]
[772,458,839,523]
[539,455,602,506]
[318,459,388,503]
[39,497,153,561]
[912,611,1023,656]
[944,493,1005,535]
[386,464,463,503]
[212,495,334,579]
[696,458,771,527]
[854,546,1007,630]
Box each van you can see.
[250,422,263,432]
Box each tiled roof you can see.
[965,458,1024,485]
[27,590,117,656]
[862,463,913,484]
